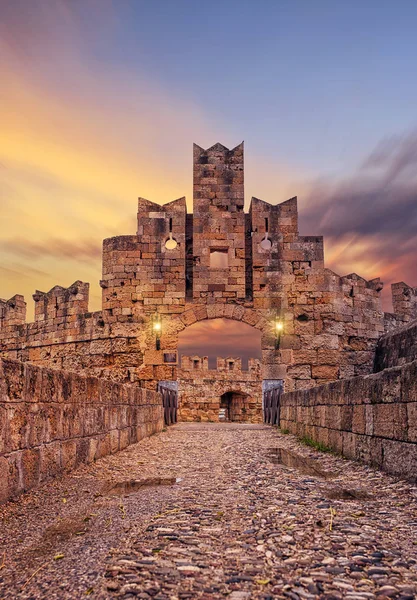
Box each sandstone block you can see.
[373,404,394,438]
[312,365,339,380]
[110,429,120,453]
[352,405,366,434]
[0,456,10,504]
[21,448,41,491]
[287,364,311,379]
[408,402,417,442]
[40,442,61,481]
[382,439,417,480]
[62,439,77,471]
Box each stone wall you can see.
[279,360,417,480]
[178,355,262,422]
[374,319,417,372]
[392,282,417,322]
[1,142,415,400]
[0,359,164,503]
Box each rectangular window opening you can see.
[164,352,177,364]
[210,248,228,269]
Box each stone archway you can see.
[143,304,287,422]
[176,335,264,423]
[161,304,281,366]
[174,304,270,335]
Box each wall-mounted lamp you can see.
[152,313,162,350]
[274,314,284,349]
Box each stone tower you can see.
[192,142,246,302]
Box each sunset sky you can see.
[1,0,417,361]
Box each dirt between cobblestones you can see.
[0,423,416,600]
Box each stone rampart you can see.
[279,360,417,480]
[374,318,417,372]
[1,143,416,398]
[177,355,262,422]
[0,359,164,503]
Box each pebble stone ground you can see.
[0,423,416,600]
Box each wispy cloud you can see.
[0,264,49,281]
[300,131,417,308]
[1,0,416,329]
[0,238,101,261]
[0,0,218,313]
[0,0,299,321]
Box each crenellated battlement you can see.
[193,142,244,165]
[180,355,209,371]
[0,294,26,327]
[179,354,261,376]
[33,281,89,322]
[136,196,187,239]
[391,281,417,321]
[0,141,414,393]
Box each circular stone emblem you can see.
[259,236,272,250]
[165,236,178,250]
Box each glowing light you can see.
[152,314,162,350]
[274,315,284,350]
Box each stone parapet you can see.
[0,359,164,503]
[391,282,417,322]
[0,294,26,327]
[33,281,89,323]
[279,359,417,480]
[374,318,417,372]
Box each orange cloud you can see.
[3,0,412,328]
[300,132,417,310]
[0,1,300,320]
[178,319,262,369]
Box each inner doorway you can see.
[219,391,250,422]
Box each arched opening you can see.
[176,318,263,422]
[178,318,261,370]
[219,390,251,422]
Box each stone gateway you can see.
[1,142,416,423]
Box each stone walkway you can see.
[0,424,416,600]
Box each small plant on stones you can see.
[300,436,333,454]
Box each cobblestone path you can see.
[1,424,416,600]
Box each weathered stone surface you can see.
[280,359,417,480]
[178,355,262,422]
[2,141,412,402]
[0,358,163,503]
[375,318,417,372]
[1,423,416,599]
